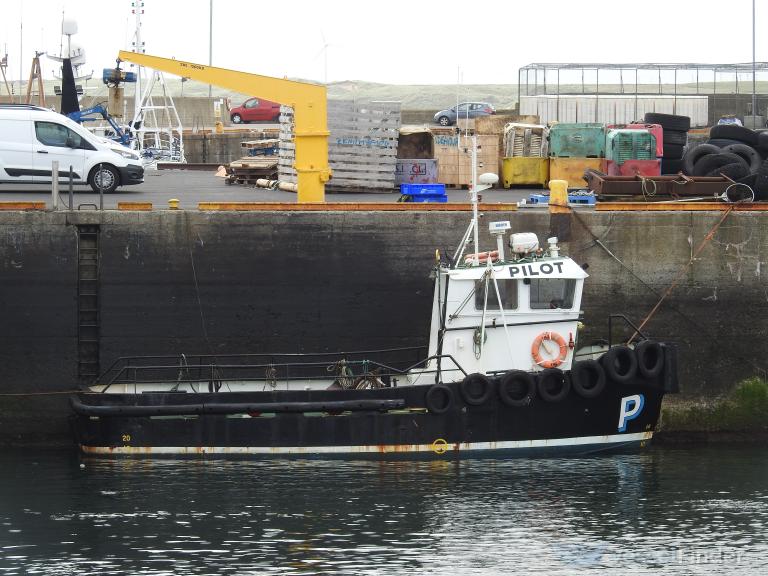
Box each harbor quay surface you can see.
[0,169,531,209]
[0,182,766,446]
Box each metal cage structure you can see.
[518,62,768,127]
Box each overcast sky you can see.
[0,0,763,86]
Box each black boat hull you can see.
[72,366,672,458]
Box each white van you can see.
[0,104,144,193]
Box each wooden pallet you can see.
[241,139,279,150]
[226,157,278,185]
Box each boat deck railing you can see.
[91,347,470,393]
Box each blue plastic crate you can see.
[569,194,596,205]
[528,193,595,205]
[408,194,448,203]
[399,183,446,196]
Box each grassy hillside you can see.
[9,77,768,112]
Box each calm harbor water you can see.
[0,446,766,575]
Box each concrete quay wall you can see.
[0,209,766,446]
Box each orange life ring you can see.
[531,331,568,368]
[464,250,499,264]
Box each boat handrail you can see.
[93,350,470,394]
[93,346,428,388]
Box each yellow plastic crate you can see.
[502,157,549,188]
[548,158,603,189]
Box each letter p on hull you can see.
[618,394,645,432]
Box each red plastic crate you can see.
[601,159,661,177]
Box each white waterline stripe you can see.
[83,431,653,455]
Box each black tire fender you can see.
[682,143,720,175]
[663,130,688,146]
[601,346,638,384]
[570,360,606,399]
[709,124,758,145]
[460,373,493,406]
[425,384,454,414]
[705,162,751,180]
[498,370,536,407]
[662,143,685,159]
[643,113,691,132]
[634,340,665,379]
[707,138,744,149]
[692,152,748,177]
[661,158,684,175]
[755,158,768,200]
[536,368,571,403]
[721,144,763,173]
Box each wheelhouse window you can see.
[474,279,518,310]
[35,122,85,148]
[529,278,576,310]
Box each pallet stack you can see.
[278,100,401,192]
[432,134,499,188]
[225,157,279,185]
[241,139,279,157]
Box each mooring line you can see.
[629,207,734,343]
[570,209,710,334]
[0,390,81,396]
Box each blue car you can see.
[433,102,496,126]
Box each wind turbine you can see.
[315,30,333,84]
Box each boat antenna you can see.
[470,135,480,265]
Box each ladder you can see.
[77,225,100,380]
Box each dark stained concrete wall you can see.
[1,209,767,446]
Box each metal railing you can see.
[90,346,472,393]
[607,314,648,348]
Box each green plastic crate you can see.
[606,129,656,165]
[549,123,605,158]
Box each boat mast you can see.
[452,136,482,266]
[471,134,480,265]
[132,1,143,122]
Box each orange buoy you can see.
[531,331,568,368]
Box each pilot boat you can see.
[71,184,678,458]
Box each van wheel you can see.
[89,165,119,193]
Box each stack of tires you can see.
[644,112,690,175]
[681,125,768,199]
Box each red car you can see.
[229,97,281,124]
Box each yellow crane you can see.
[117,51,331,203]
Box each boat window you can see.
[474,279,517,310]
[529,278,576,310]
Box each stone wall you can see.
[0,209,766,446]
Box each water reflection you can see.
[0,447,765,574]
